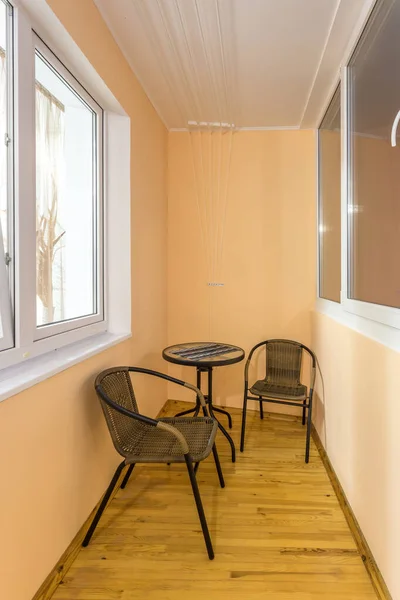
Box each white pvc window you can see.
[342,0,400,329]
[348,0,400,308]
[34,38,103,340]
[0,10,106,370]
[317,0,400,339]
[0,0,13,353]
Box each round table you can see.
[162,342,245,462]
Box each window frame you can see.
[317,82,341,304]
[0,0,14,352]
[0,0,130,399]
[316,0,400,340]
[33,35,105,341]
[0,225,13,351]
[340,0,400,330]
[0,2,108,371]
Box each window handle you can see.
[390,110,400,147]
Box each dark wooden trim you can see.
[31,465,127,600]
[312,425,392,600]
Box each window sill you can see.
[315,297,400,353]
[0,331,131,403]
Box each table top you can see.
[162,342,245,368]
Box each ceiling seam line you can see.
[215,0,233,126]
[173,0,205,124]
[155,0,201,122]
[193,0,224,125]
[131,0,188,127]
[90,0,171,129]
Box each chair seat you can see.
[123,417,218,464]
[249,379,307,401]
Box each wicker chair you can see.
[240,340,316,463]
[82,366,225,560]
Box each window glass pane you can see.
[319,85,341,302]
[35,52,97,327]
[348,0,400,308]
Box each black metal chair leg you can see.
[212,405,233,429]
[120,463,135,489]
[305,395,313,464]
[194,462,200,474]
[82,460,125,547]
[240,392,248,452]
[259,397,264,420]
[302,399,306,426]
[212,444,225,488]
[184,454,214,560]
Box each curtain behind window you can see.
[35,82,66,325]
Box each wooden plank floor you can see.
[53,401,378,600]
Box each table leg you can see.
[175,368,203,418]
[193,369,202,417]
[174,405,198,418]
[211,405,233,429]
[207,368,236,463]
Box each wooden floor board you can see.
[52,402,379,600]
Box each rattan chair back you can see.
[95,367,145,457]
[265,340,303,387]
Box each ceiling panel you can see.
[94,0,374,129]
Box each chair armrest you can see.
[96,384,190,454]
[128,367,207,410]
[183,381,207,408]
[157,421,189,454]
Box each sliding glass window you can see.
[318,84,341,303]
[348,0,400,309]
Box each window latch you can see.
[4,133,11,147]
[5,252,11,265]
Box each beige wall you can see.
[167,130,316,408]
[0,2,168,599]
[312,312,400,600]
